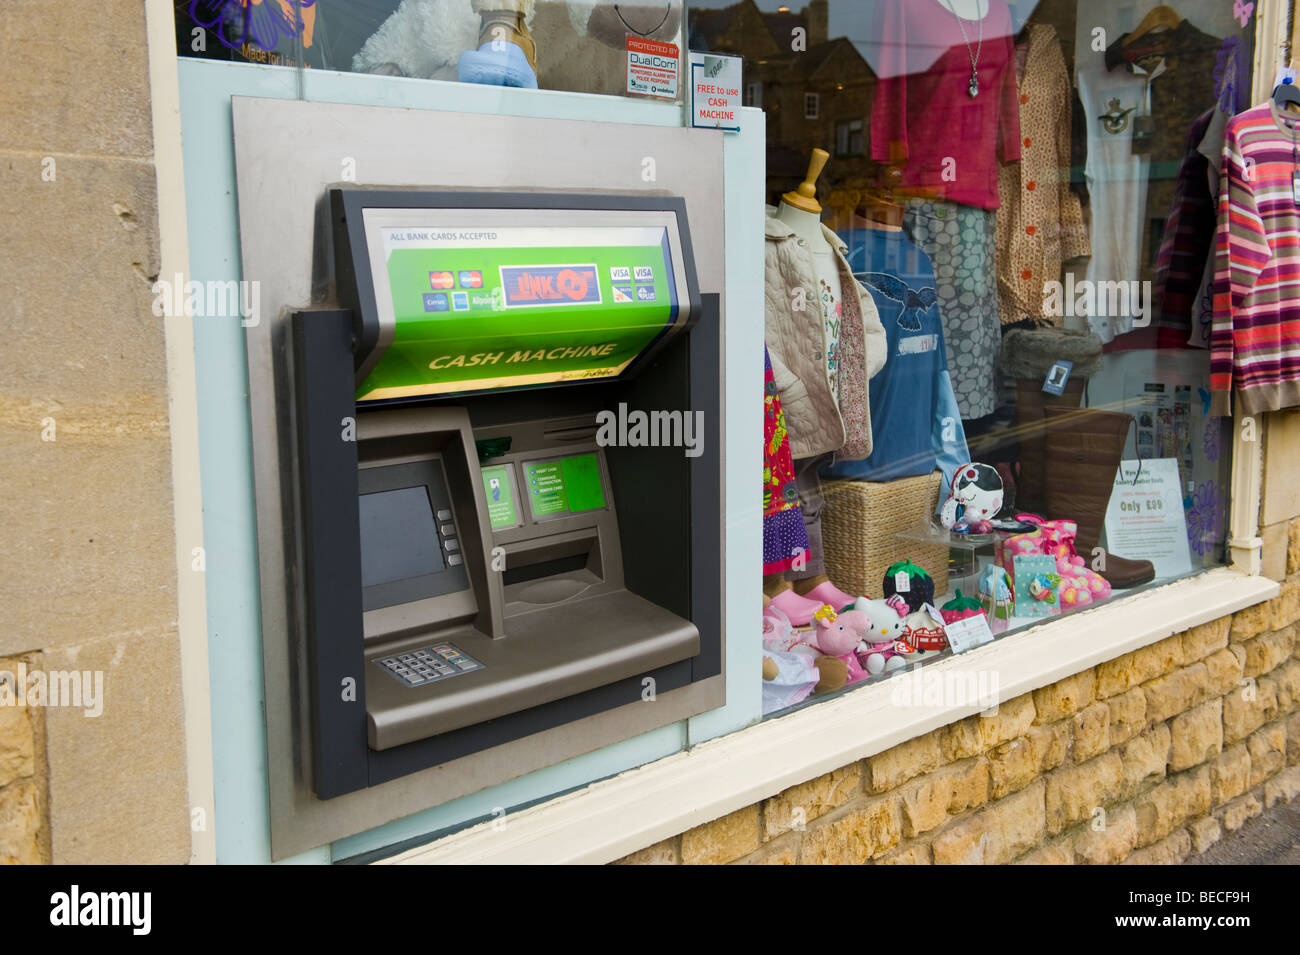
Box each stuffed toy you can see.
[940,462,1004,535]
[939,589,985,625]
[881,559,934,614]
[852,594,911,675]
[803,605,870,691]
[902,604,949,653]
[350,0,682,96]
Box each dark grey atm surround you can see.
[291,286,721,799]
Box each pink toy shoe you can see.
[799,580,857,612]
[999,515,1111,608]
[768,587,824,627]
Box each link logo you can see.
[500,264,601,307]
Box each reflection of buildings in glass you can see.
[691,1,875,214]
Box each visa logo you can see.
[500,265,602,307]
[633,266,654,282]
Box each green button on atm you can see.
[289,189,721,798]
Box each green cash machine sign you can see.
[358,231,678,401]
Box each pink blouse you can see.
[870,0,1022,210]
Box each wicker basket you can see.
[821,472,949,600]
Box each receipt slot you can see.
[291,190,721,798]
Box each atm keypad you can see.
[376,643,483,688]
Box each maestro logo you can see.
[500,264,602,307]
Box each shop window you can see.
[745,81,764,108]
[172,0,687,102]
[688,0,1258,717]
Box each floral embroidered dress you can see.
[764,347,810,574]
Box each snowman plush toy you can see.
[939,462,1004,535]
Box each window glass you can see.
[713,0,1256,716]
[174,1,687,103]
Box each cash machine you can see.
[290,188,722,799]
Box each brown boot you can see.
[1014,377,1085,514]
[1042,406,1156,589]
[471,0,538,73]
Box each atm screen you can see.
[523,453,607,520]
[359,486,444,587]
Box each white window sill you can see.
[379,567,1277,865]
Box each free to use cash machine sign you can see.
[357,225,680,401]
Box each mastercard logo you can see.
[429,271,455,290]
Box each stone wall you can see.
[617,575,1300,864]
[0,0,190,863]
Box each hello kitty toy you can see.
[940,462,1004,535]
[852,594,911,674]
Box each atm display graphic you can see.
[523,453,608,520]
[356,221,683,401]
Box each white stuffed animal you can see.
[853,594,910,675]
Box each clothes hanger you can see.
[1122,5,1182,46]
[1275,72,1300,113]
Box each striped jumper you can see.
[1211,102,1300,416]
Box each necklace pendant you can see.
[969,72,979,97]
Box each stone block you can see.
[1264,766,1300,807]
[1119,724,1171,800]
[1169,699,1223,772]
[1289,712,1300,766]
[1231,601,1272,642]
[0,779,42,865]
[1203,647,1245,700]
[1269,578,1300,631]
[1074,804,1138,865]
[1096,637,1184,699]
[1247,723,1287,787]
[1272,660,1300,714]
[1210,744,1251,807]
[1241,626,1296,678]
[42,634,189,864]
[1182,617,1230,662]
[1123,828,1191,865]
[940,694,1036,761]
[1216,792,1263,832]
[898,758,988,838]
[800,798,901,865]
[1134,766,1212,847]
[682,806,759,865]
[1071,702,1111,762]
[615,837,679,865]
[1143,663,1203,725]
[0,673,35,788]
[1014,839,1074,865]
[0,0,154,158]
[1107,687,1147,746]
[875,844,931,865]
[1188,816,1222,854]
[1046,752,1123,835]
[1223,675,1279,744]
[764,765,860,841]
[865,731,943,794]
[931,781,1046,865]
[1032,670,1096,725]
